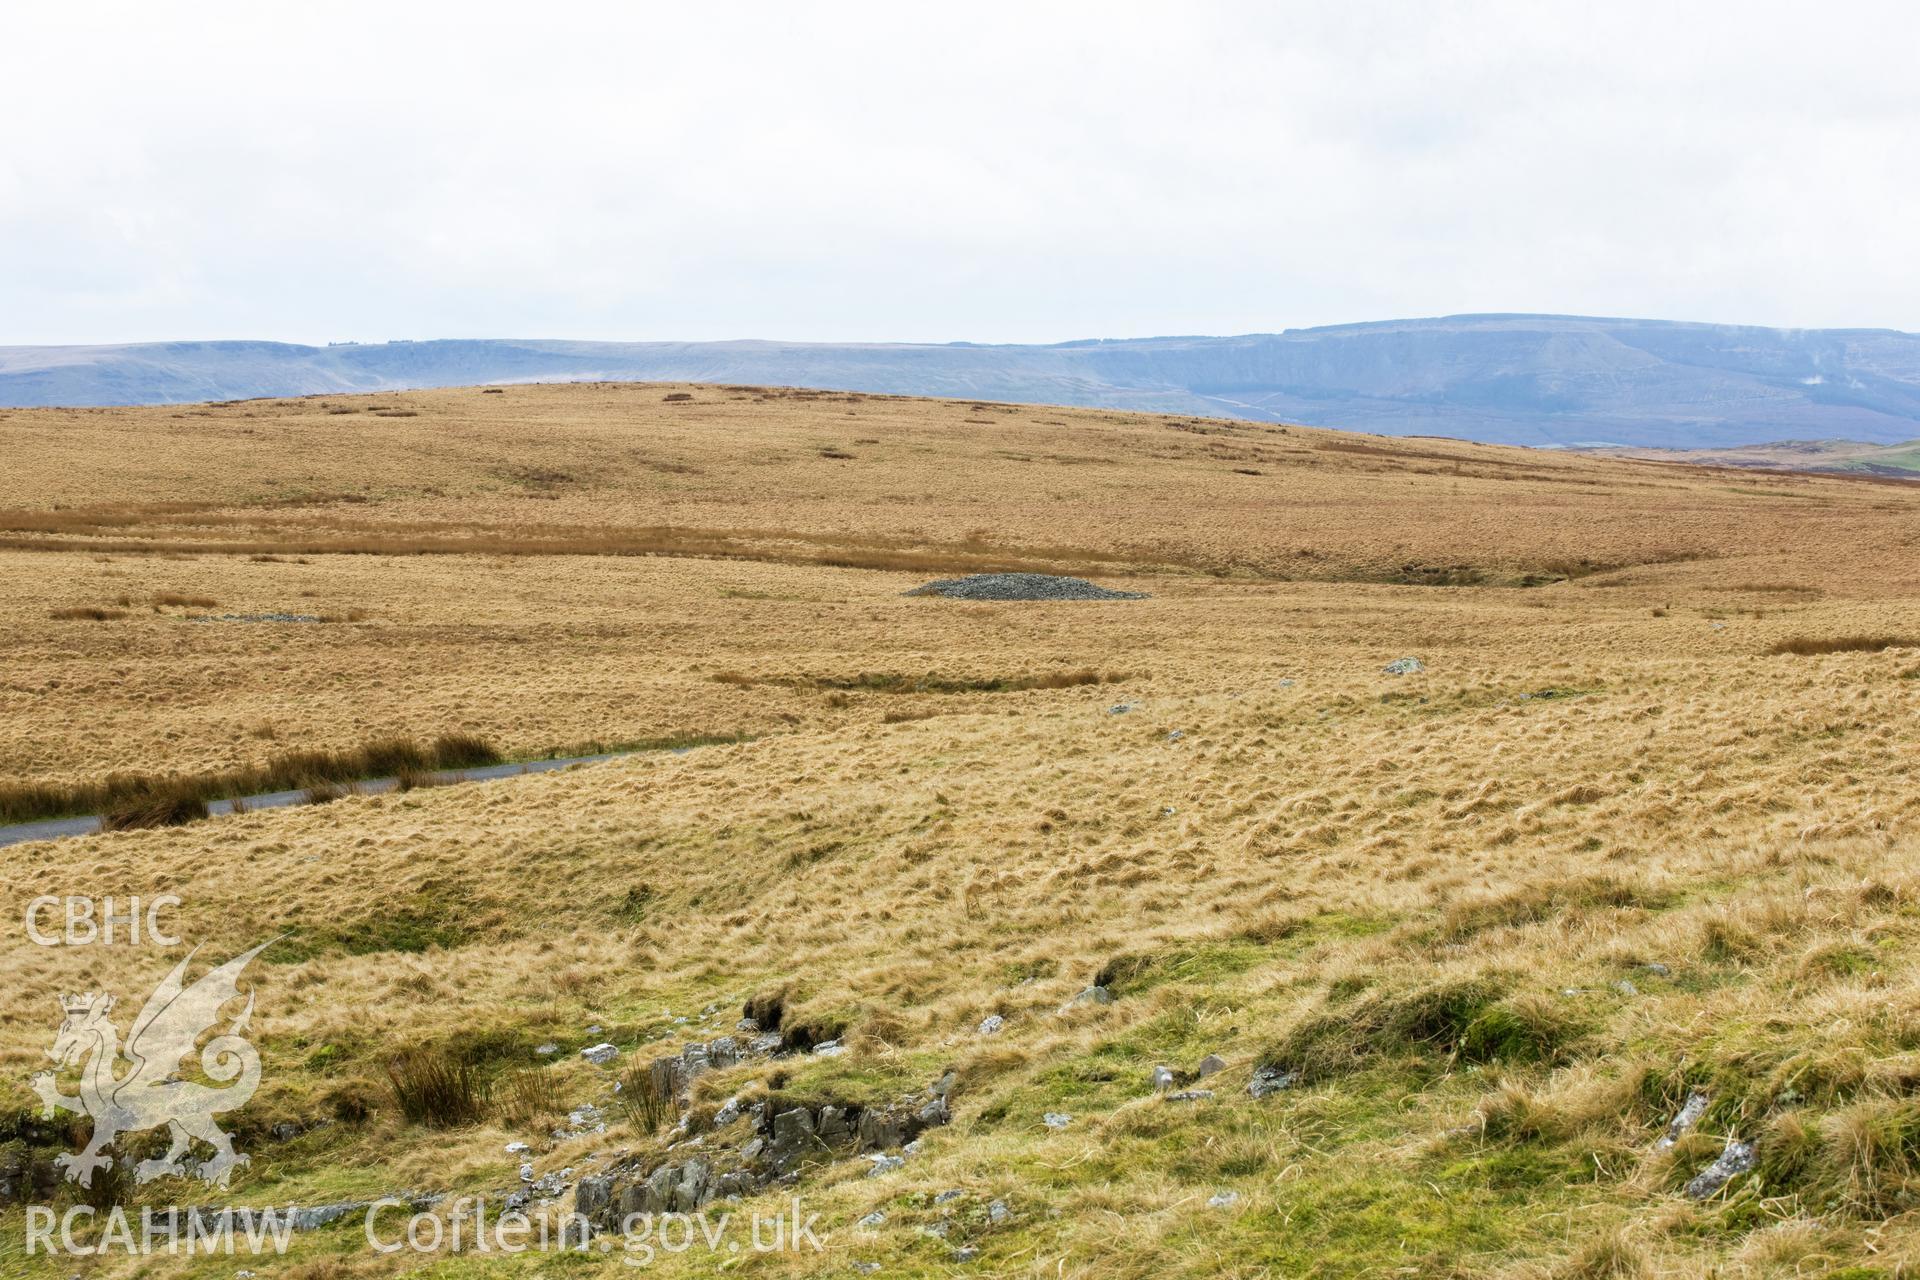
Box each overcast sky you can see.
[2,1,1915,346]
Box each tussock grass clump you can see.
[1434,875,1670,943]
[48,605,126,621]
[615,1061,675,1134]
[1556,1231,1652,1280]
[1264,977,1582,1081]
[0,731,503,824]
[99,786,209,831]
[383,1048,489,1127]
[1767,634,1919,656]
[432,733,505,768]
[495,1067,564,1129]
[152,592,218,608]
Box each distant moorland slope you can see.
[7,313,1920,449]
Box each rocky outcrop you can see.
[577,1090,950,1228]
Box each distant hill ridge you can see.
[6,313,1920,449]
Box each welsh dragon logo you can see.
[31,941,272,1188]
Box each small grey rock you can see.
[1067,985,1114,1008]
[1382,657,1426,676]
[534,1042,558,1056]
[867,1154,905,1178]
[504,1141,530,1155]
[1195,1054,1227,1078]
[987,1198,1010,1225]
[813,1039,846,1057]
[977,1014,1005,1036]
[853,1264,882,1276]
[934,1189,965,1205]
[1657,1092,1711,1151]
[952,1246,980,1262]
[1151,1065,1176,1092]
[1166,1089,1214,1102]
[1166,729,1184,742]
[857,1210,887,1228]
[1685,1139,1756,1199]
[1207,1190,1240,1209]
[1639,962,1672,977]
[903,1139,925,1157]
[1108,703,1134,715]
[579,1043,618,1066]
[1042,1112,1072,1130]
[1247,1065,1298,1099]
[1615,979,1640,996]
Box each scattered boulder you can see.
[1068,985,1114,1008]
[1382,657,1426,676]
[1166,1089,1214,1103]
[579,1043,619,1066]
[977,1014,1005,1036]
[1042,1112,1072,1130]
[988,1198,1010,1225]
[1151,1066,1176,1093]
[1195,1054,1227,1078]
[857,1210,886,1228]
[1207,1190,1240,1209]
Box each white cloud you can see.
[1,0,1915,344]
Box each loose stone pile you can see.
[903,573,1147,601]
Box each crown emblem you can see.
[59,992,103,1014]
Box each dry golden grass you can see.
[0,383,1917,1276]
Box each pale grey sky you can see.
[2,1,1915,345]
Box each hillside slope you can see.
[7,313,1920,447]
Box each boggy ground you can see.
[0,384,1917,1277]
